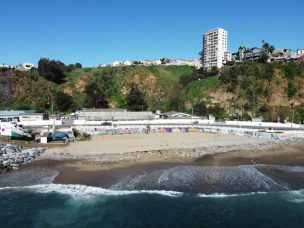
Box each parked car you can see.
[101,122,112,126]
[47,133,69,143]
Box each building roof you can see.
[77,111,155,121]
[0,110,39,117]
[77,108,125,113]
[162,111,199,119]
[0,110,25,117]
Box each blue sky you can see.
[1,0,303,67]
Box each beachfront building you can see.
[76,109,155,121]
[202,28,230,70]
[0,110,43,123]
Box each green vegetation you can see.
[84,82,109,108]
[1,59,304,123]
[126,84,147,111]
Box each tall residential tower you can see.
[202,28,231,70]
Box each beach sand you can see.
[40,132,273,161]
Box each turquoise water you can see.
[0,185,304,228]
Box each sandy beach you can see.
[40,133,274,163]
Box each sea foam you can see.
[0,184,184,198]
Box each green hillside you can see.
[1,60,304,123]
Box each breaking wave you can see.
[0,184,303,202]
[109,164,304,194]
[0,184,183,198]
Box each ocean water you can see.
[1,164,304,227]
[0,185,304,228]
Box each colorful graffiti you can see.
[75,126,304,141]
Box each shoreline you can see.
[16,139,304,190]
[1,132,303,189]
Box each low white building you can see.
[76,109,155,121]
[157,111,199,120]
[123,61,133,66]
[297,49,304,58]
[0,110,43,123]
[111,61,121,67]
[0,63,34,71]
[0,64,15,69]
[153,59,162,65]
[18,63,34,71]
[141,60,153,66]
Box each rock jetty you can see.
[0,144,45,173]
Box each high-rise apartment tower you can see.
[202,28,231,70]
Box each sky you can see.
[1,0,303,67]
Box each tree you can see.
[259,40,275,63]
[54,91,74,112]
[66,63,83,72]
[209,66,219,76]
[287,82,297,98]
[160,58,170,64]
[193,102,207,116]
[168,83,185,112]
[258,52,269,64]
[75,63,82,69]
[126,84,147,111]
[284,61,297,79]
[38,58,66,84]
[84,82,109,108]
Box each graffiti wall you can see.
[74,126,304,141]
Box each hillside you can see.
[1,61,303,123]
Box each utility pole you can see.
[191,107,193,124]
[291,103,295,128]
[47,85,55,134]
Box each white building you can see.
[153,59,162,65]
[297,49,304,58]
[111,61,121,67]
[76,109,155,121]
[18,63,34,71]
[0,110,43,123]
[0,63,34,71]
[123,60,133,66]
[202,28,229,70]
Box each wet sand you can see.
[196,141,304,166]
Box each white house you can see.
[153,59,162,65]
[123,61,133,66]
[111,61,121,66]
[18,63,34,71]
[297,49,304,58]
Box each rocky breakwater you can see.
[0,144,45,173]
